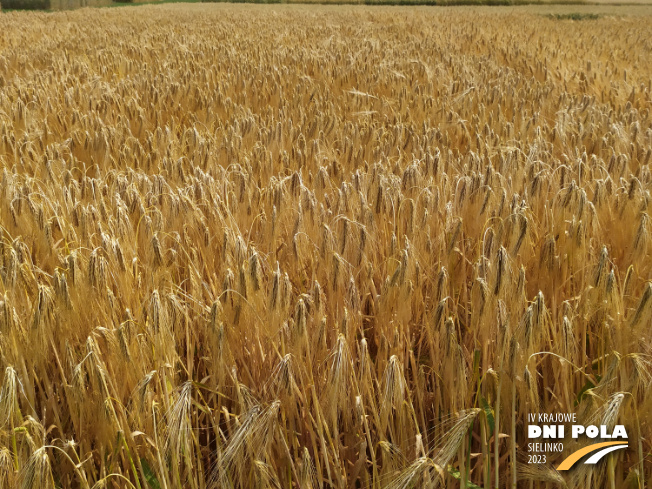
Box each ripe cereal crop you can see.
[0,4,651,488]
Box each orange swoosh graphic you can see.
[556,441,628,471]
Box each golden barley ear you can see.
[516,462,567,487]
[20,447,54,489]
[0,366,20,428]
[0,446,15,488]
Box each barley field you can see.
[0,4,651,489]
